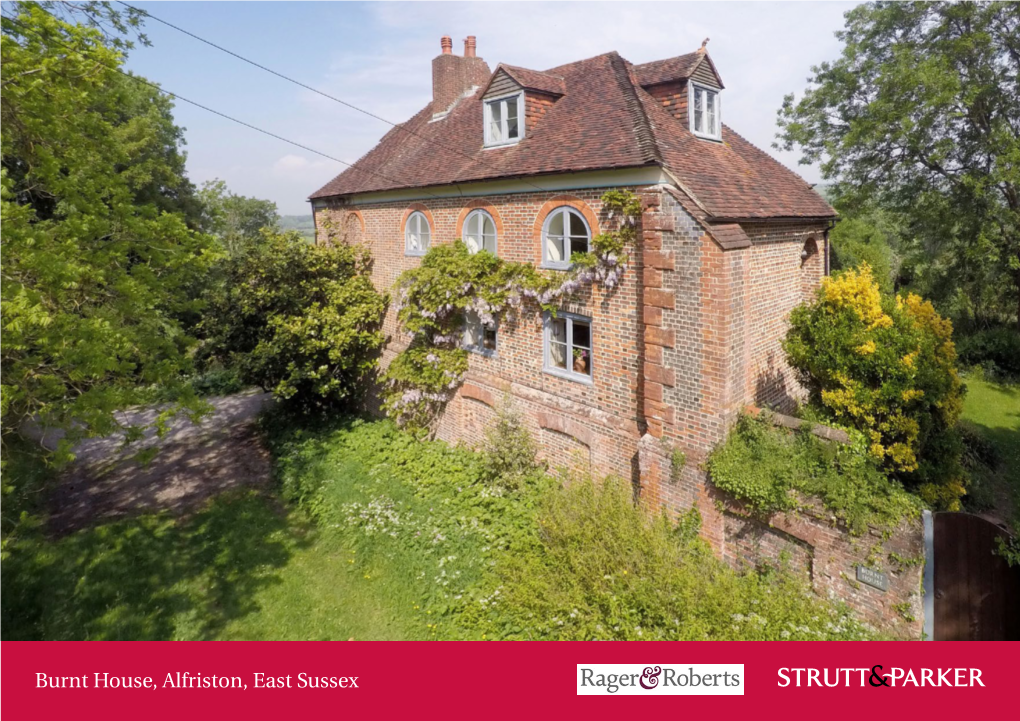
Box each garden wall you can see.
[637,433,925,639]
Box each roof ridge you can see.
[542,50,621,75]
[610,53,662,167]
[499,62,565,80]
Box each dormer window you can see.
[484,93,524,147]
[690,82,721,140]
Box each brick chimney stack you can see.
[432,35,491,119]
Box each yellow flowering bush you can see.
[784,264,966,509]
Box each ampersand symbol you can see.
[640,666,662,690]
[869,665,890,687]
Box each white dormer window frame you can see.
[689,81,722,141]
[483,91,525,148]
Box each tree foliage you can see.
[201,231,386,411]
[777,1,1020,327]
[1,6,218,458]
[784,265,966,509]
[197,179,280,257]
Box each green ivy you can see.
[707,414,922,534]
[382,190,643,431]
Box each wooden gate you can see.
[933,512,1020,640]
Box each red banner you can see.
[2,641,1016,718]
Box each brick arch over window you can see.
[536,411,594,448]
[460,383,497,408]
[317,208,365,246]
[455,200,505,240]
[532,195,601,266]
[401,203,436,235]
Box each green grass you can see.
[960,372,1020,519]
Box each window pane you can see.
[546,211,565,263]
[548,210,564,237]
[706,92,716,135]
[569,211,587,237]
[551,317,567,343]
[570,235,588,256]
[464,213,480,253]
[506,99,519,139]
[550,341,567,369]
[694,88,704,133]
[419,219,430,248]
[572,320,591,350]
[483,325,497,350]
[547,236,565,263]
[483,234,496,254]
[464,322,478,347]
[482,215,495,237]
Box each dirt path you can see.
[43,390,276,535]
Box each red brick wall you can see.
[637,434,924,638]
[645,80,688,124]
[743,222,827,411]
[316,188,829,480]
[524,91,557,128]
[316,187,646,482]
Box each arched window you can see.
[463,209,497,255]
[405,211,431,255]
[542,206,590,269]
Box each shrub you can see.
[461,475,871,640]
[784,264,966,509]
[708,414,921,533]
[480,398,545,491]
[202,230,386,412]
[955,326,1020,380]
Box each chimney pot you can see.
[464,36,477,58]
[441,36,453,55]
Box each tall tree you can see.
[1,6,218,459]
[197,179,280,257]
[777,1,1020,328]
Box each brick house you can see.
[309,36,837,510]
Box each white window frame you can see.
[463,310,498,357]
[404,210,431,256]
[483,92,525,148]
[689,81,722,141]
[462,208,498,256]
[542,311,593,384]
[541,206,591,270]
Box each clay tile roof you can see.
[706,223,752,250]
[632,51,705,87]
[496,64,566,96]
[309,49,835,221]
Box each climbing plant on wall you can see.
[381,190,643,432]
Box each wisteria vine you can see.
[381,190,643,432]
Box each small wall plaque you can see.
[856,566,889,592]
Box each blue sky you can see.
[121,1,858,215]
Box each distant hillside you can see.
[280,214,315,241]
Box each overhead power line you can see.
[116,1,551,194]
[1,12,448,200]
